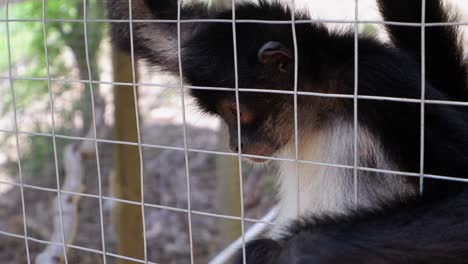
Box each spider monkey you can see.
[106,0,468,262]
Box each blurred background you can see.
[0,0,466,263]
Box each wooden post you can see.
[111,49,144,263]
[216,125,241,261]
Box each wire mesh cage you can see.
[1,0,468,263]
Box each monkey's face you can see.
[188,24,299,162]
[215,92,295,163]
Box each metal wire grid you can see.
[420,0,427,194]
[127,0,149,262]
[1,18,468,26]
[229,1,247,263]
[41,0,68,262]
[1,0,468,263]
[353,0,359,207]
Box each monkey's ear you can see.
[258,41,291,72]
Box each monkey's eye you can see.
[229,102,254,124]
[229,102,245,119]
[217,100,254,124]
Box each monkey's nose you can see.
[231,143,243,153]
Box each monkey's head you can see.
[176,4,337,163]
[185,21,313,162]
[107,0,333,162]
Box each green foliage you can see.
[0,0,105,115]
[21,134,55,179]
[0,0,105,177]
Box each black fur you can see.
[267,191,468,264]
[378,0,468,100]
[106,0,468,263]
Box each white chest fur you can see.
[270,122,415,237]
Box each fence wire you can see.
[1,0,468,263]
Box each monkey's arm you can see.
[377,0,467,100]
[241,190,468,264]
[106,0,211,73]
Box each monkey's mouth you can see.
[245,156,271,163]
[241,143,276,164]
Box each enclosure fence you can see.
[1,0,468,264]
